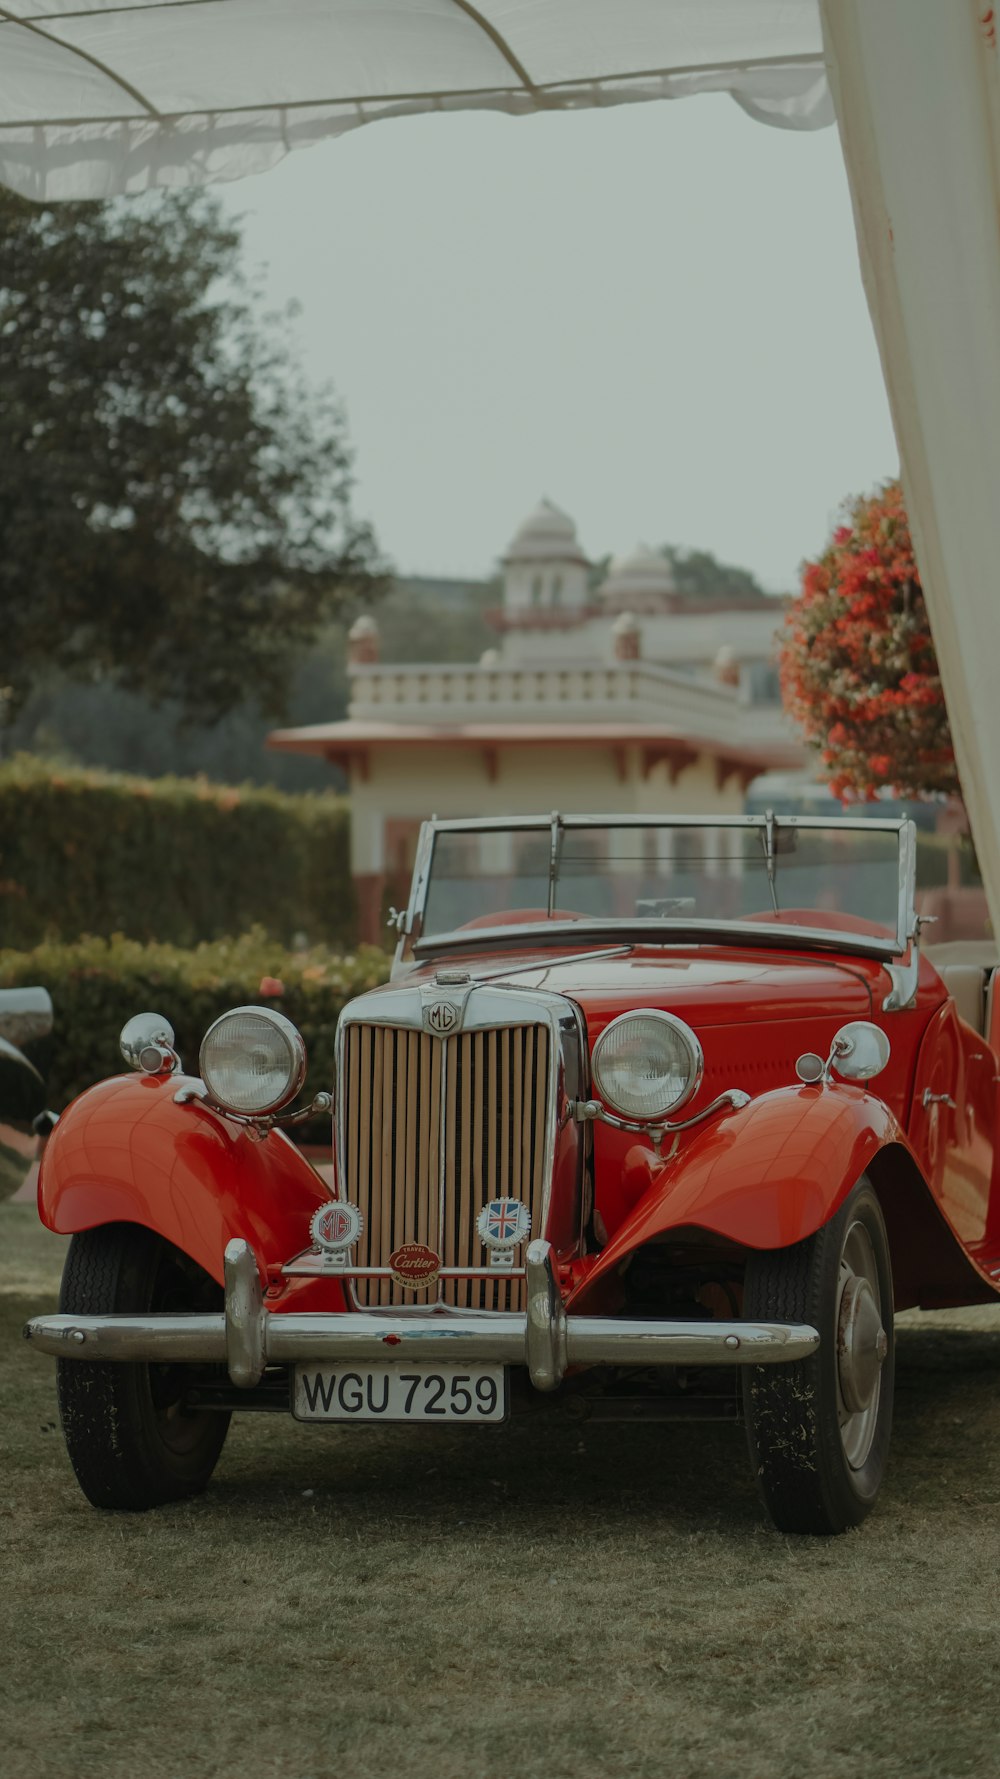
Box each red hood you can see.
[408,945,875,1028]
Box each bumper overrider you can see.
[24,1239,820,1392]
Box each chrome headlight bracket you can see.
[175,1077,332,1138]
[573,1089,751,1154]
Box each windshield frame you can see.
[400,813,918,964]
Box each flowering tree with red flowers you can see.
[780,480,957,801]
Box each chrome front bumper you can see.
[24,1238,820,1393]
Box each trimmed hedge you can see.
[0,754,356,949]
[0,931,391,1116]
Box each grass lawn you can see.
[2,1198,1000,1779]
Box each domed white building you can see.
[501,499,590,616]
[271,500,804,938]
[599,544,677,611]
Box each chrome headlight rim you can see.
[591,1008,704,1122]
[199,1005,307,1117]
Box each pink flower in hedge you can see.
[258,975,285,998]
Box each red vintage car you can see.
[25,813,1000,1534]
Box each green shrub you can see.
[0,931,391,1117]
[0,754,355,949]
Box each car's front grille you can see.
[340,1021,551,1308]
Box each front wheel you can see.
[742,1178,894,1535]
[57,1223,231,1511]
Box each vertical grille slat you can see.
[357,1019,371,1234]
[470,1034,481,1311]
[498,1032,507,1194]
[511,1027,523,1206]
[342,1022,551,1309]
[366,1031,380,1309]
[416,1028,433,1258]
[404,1031,419,1235]
[522,1027,536,1195]
[391,1032,408,1265]
[482,1031,495,1205]
[379,1029,394,1306]
[532,1029,548,1203]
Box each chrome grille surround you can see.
[334,984,583,1312]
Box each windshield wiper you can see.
[547,809,563,917]
[761,807,780,915]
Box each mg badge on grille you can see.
[389,1243,441,1292]
[426,1000,458,1035]
[477,1198,531,1271]
[310,1200,363,1269]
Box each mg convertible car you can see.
[25,814,1000,1533]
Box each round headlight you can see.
[199,1006,307,1116]
[591,1010,703,1121]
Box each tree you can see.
[587,545,772,601]
[780,479,956,800]
[660,545,771,603]
[0,189,384,723]
[0,576,501,791]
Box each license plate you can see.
[292,1362,508,1423]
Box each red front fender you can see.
[38,1073,329,1285]
[570,1084,907,1308]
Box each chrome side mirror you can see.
[830,1021,891,1081]
[796,1022,890,1087]
[120,1012,179,1076]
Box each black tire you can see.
[57,1223,230,1511]
[742,1177,894,1535]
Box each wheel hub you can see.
[837,1273,887,1415]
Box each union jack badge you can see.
[310,1200,363,1268]
[477,1197,531,1253]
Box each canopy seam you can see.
[448,0,539,93]
[0,53,826,133]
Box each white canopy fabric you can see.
[4,0,1000,941]
[0,0,831,200]
[820,0,1000,939]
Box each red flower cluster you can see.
[780,480,956,802]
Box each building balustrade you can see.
[350,659,742,705]
[346,660,794,748]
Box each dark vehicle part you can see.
[742,1177,894,1535]
[57,1223,230,1511]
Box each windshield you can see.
[416,819,909,954]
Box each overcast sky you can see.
[220,92,898,594]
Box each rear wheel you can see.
[742,1177,894,1535]
[57,1224,230,1511]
